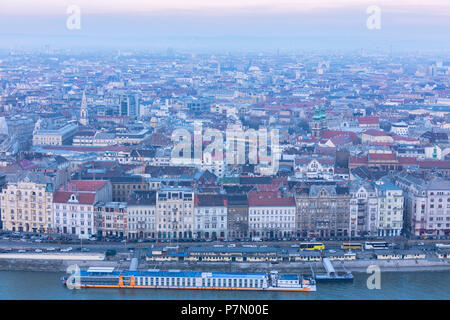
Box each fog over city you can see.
[0,0,449,303]
[0,0,449,52]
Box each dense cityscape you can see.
[0,51,448,245]
[0,0,449,308]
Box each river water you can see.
[0,271,448,300]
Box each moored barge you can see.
[61,267,316,292]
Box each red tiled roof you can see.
[349,156,368,164]
[398,157,418,165]
[329,134,353,145]
[372,142,394,146]
[418,160,450,169]
[247,191,295,207]
[58,180,107,192]
[391,135,418,142]
[19,159,37,170]
[194,194,227,207]
[334,167,349,174]
[42,145,131,152]
[257,183,282,192]
[363,129,390,137]
[53,191,96,205]
[321,130,358,141]
[295,157,334,165]
[358,116,379,125]
[368,153,397,161]
[315,145,336,153]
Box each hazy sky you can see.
[0,0,449,52]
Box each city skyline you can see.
[0,0,449,302]
[0,0,449,51]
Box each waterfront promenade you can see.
[0,238,448,273]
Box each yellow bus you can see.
[341,243,363,250]
[299,242,325,251]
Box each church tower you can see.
[320,103,327,131]
[311,103,327,138]
[80,91,88,126]
[311,105,321,138]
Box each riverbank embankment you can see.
[0,256,449,273]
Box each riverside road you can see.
[0,238,447,255]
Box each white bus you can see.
[364,241,389,250]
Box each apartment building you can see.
[127,190,157,239]
[32,123,78,146]
[156,187,194,239]
[248,191,296,239]
[349,180,378,236]
[295,185,351,239]
[1,172,54,233]
[294,156,335,180]
[226,194,249,239]
[94,202,128,238]
[374,180,404,237]
[53,180,112,239]
[395,173,450,237]
[110,176,148,202]
[193,194,227,240]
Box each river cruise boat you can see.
[61,267,316,292]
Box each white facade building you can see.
[390,122,409,136]
[194,194,228,239]
[374,180,404,237]
[248,191,296,239]
[53,181,112,239]
[127,191,157,239]
[395,173,450,237]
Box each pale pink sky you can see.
[2,0,449,15]
[0,0,448,51]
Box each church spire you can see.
[80,91,88,126]
[313,105,321,121]
[320,103,326,120]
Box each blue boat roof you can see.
[279,274,299,281]
[79,270,268,279]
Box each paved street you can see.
[0,238,447,255]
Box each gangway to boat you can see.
[322,258,336,276]
[314,257,353,282]
[129,258,138,271]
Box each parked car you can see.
[34,249,43,253]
